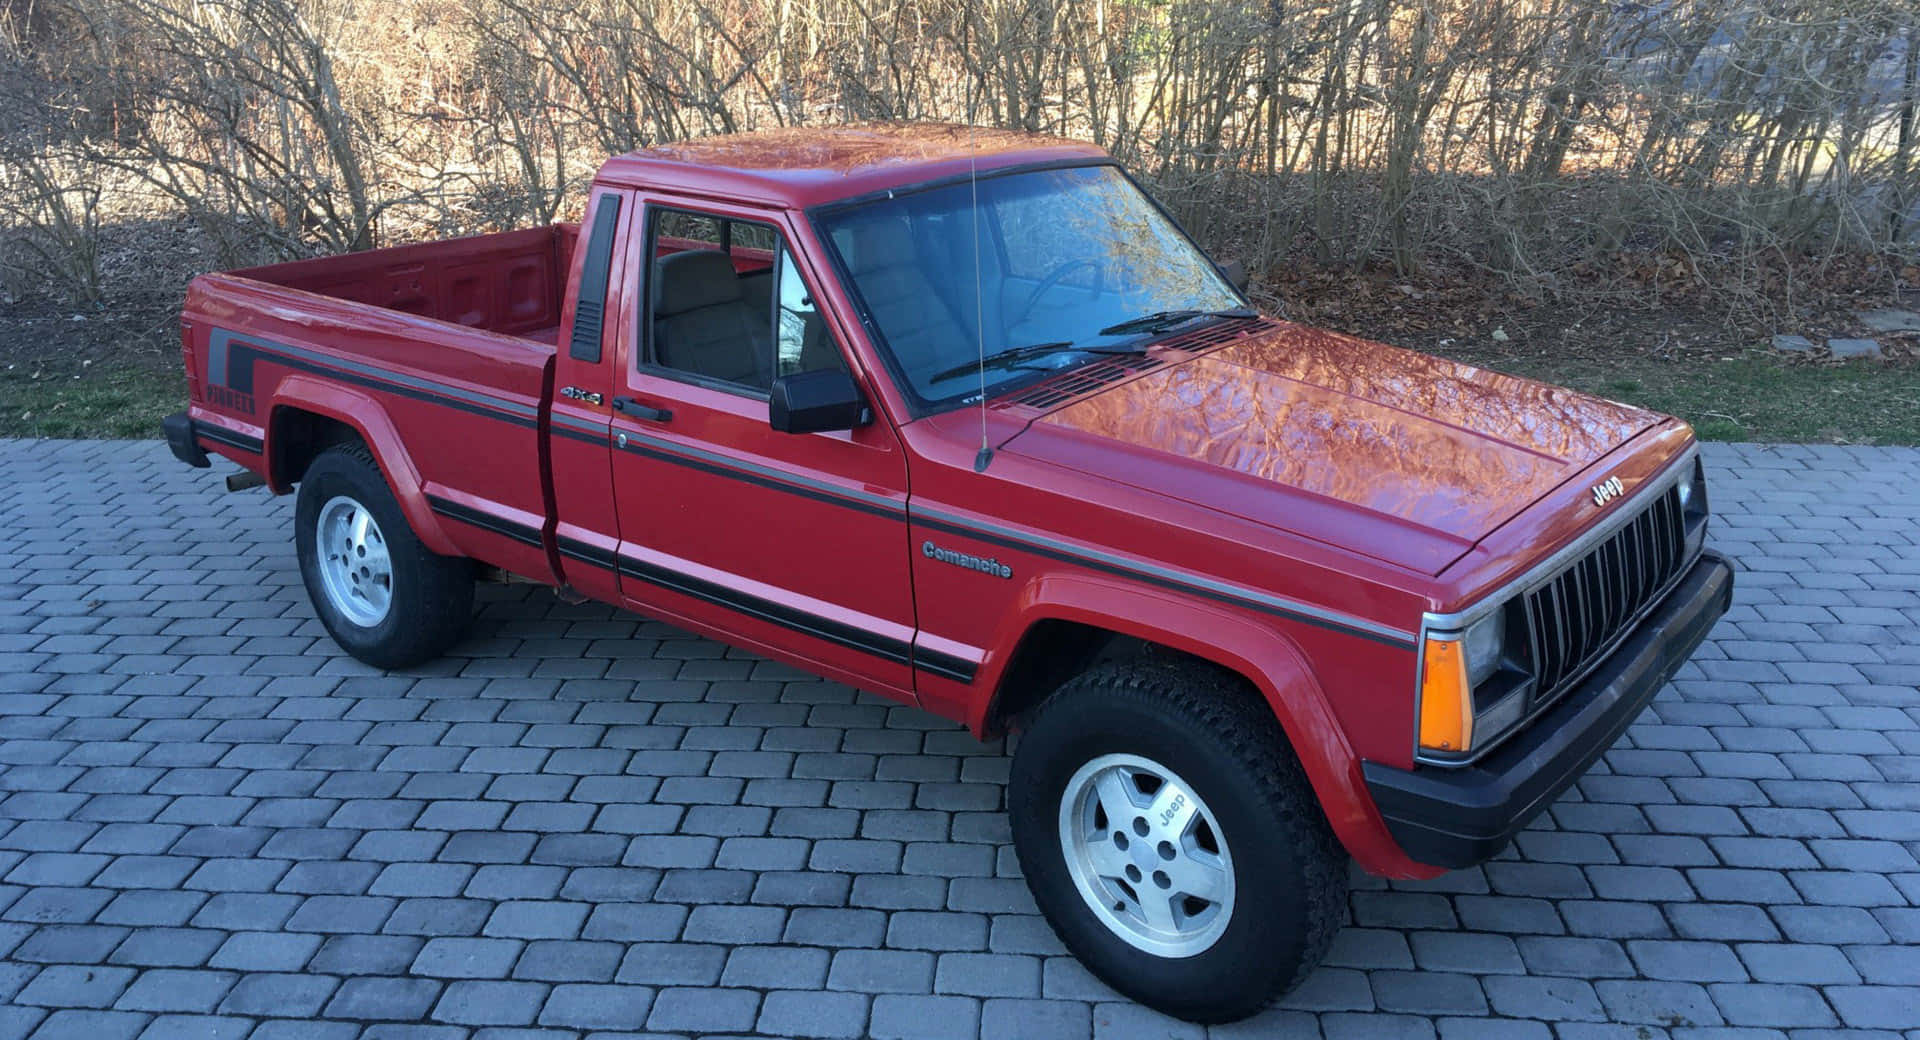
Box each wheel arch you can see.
[264,377,460,556]
[974,571,1429,878]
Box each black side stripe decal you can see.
[426,495,543,548]
[197,424,264,454]
[911,512,1417,649]
[210,329,539,429]
[552,423,608,446]
[555,535,618,570]
[611,436,903,521]
[913,648,978,684]
[554,532,981,683]
[613,554,928,673]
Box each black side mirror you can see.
[1216,258,1250,294]
[770,369,871,434]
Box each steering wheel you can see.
[1012,258,1106,327]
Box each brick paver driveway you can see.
[2,439,1917,1039]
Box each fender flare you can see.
[973,570,1430,878]
[264,377,461,556]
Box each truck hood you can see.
[1000,321,1662,574]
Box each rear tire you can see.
[1008,656,1347,1023]
[295,443,473,668]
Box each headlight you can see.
[1681,456,1708,519]
[1419,607,1523,759]
[1461,613,1504,687]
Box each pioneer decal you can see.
[204,383,256,415]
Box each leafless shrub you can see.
[1,0,1914,316]
[0,144,106,302]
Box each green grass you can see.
[0,340,1912,445]
[0,362,185,439]
[1456,348,1920,446]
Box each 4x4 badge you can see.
[1591,476,1625,507]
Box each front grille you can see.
[1523,485,1689,704]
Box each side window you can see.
[775,245,848,378]
[729,222,778,259]
[643,206,847,396]
[654,211,724,252]
[645,208,778,393]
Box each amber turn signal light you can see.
[1418,637,1474,754]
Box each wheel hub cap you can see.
[315,495,392,627]
[1057,752,1235,957]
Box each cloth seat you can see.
[651,250,770,389]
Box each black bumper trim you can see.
[163,412,211,468]
[1364,549,1734,870]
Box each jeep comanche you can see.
[166,123,1733,1022]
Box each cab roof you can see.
[595,123,1111,209]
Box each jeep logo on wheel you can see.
[1158,792,1186,827]
[1590,475,1625,507]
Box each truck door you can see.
[546,187,632,606]
[604,197,917,701]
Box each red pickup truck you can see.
[167,124,1732,1022]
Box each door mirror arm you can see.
[770,369,872,434]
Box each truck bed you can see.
[180,224,586,590]
[227,223,581,345]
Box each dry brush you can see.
[2,0,1916,316]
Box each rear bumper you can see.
[163,411,211,468]
[1363,549,1734,870]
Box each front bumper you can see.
[163,411,211,468]
[1363,549,1734,870]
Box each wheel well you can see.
[986,621,1257,736]
[269,408,363,485]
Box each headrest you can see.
[837,216,914,274]
[653,249,743,317]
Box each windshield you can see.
[815,164,1244,412]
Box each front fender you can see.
[265,377,460,556]
[976,570,1436,879]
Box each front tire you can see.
[295,443,473,669]
[1008,656,1347,1023]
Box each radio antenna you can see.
[965,22,992,472]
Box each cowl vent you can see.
[995,315,1272,414]
[999,354,1165,412]
[1156,314,1271,352]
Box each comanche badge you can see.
[922,540,1013,579]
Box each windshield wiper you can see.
[1098,306,1255,337]
[929,341,1122,384]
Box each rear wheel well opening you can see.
[270,408,364,487]
[986,622,1260,736]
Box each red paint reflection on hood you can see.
[1008,320,1661,564]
